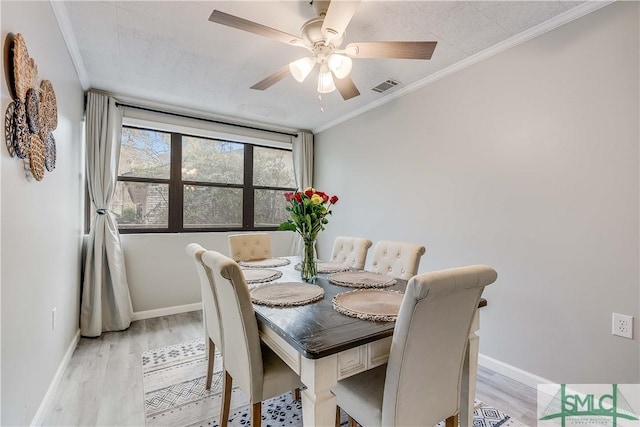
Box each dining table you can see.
[250,257,486,427]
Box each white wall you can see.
[315,2,639,384]
[1,2,85,425]
[122,231,294,312]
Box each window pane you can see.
[182,136,243,184]
[111,181,168,228]
[254,189,290,227]
[253,146,295,188]
[119,128,171,179]
[183,185,242,228]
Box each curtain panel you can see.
[81,91,133,337]
[290,131,314,256]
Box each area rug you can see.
[142,340,525,427]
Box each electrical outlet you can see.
[612,313,633,339]
[51,308,56,331]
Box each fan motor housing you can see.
[301,17,344,48]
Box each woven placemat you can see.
[294,261,350,274]
[242,268,282,284]
[333,289,404,322]
[239,258,291,268]
[328,271,397,288]
[250,282,324,307]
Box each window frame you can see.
[113,125,295,234]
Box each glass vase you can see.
[301,238,317,283]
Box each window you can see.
[109,126,295,233]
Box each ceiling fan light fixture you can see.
[327,53,352,79]
[317,66,336,93]
[289,57,316,82]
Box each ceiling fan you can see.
[208,0,437,101]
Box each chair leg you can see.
[252,402,261,427]
[206,338,215,390]
[335,406,341,427]
[220,371,232,427]
[294,388,301,400]
[445,414,458,427]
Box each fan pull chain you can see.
[318,94,324,113]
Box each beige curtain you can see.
[290,131,314,256]
[81,91,133,337]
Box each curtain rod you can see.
[114,102,299,138]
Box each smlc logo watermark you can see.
[538,384,640,426]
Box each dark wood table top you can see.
[253,267,488,360]
[254,274,408,360]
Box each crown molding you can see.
[313,0,615,134]
[50,0,90,90]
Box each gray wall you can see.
[315,2,639,384]
[1,1,85,425]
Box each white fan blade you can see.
[321,1,360,44]
[345,41,437,59]
[334,75,360,100]
[250,65,291,91]
[209,10,303,46]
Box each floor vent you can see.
[371,79,399,93]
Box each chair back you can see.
[201,250,264,401]
[370,241,426,280]
[186,243,222,349]
[381,265,498,426]
[330,236,373,270]
[228,233,272,262]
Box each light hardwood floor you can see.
[39,311,538,426]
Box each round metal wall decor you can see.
[12,33,31,102]
[29,134,45,181]
[43,132,56,171]
[13,100,30,159]
[25,88,39,133]
[39,80,57,131]
[4,101,16,157]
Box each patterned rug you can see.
[142,340,524,427]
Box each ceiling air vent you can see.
[371,79,399,93]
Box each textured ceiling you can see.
[58,1,595,132]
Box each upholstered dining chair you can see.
[185,243,223,390]
[332,265,498,427]
[228,233,272,262]
[201,250,302,427]
[369,240,426,280]
[329,236,373,270]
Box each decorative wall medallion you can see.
[43,132,56,171]
[29,58,38,89]
[25,88,39,133]
[12,33,31,102]
[13,100,30,159]
[29,134,45,181]
[4,101,16,157]
[5,33,58,181]
[39,80,57,131]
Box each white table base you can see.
[259,309,480,427]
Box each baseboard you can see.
[478,353,553,389]
[31,329,81,426]
[131,302,202,321]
